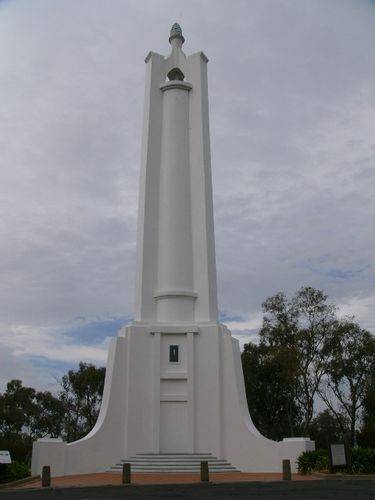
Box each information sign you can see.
[0,451,11,464]
[330,444,346,467]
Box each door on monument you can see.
[159,334,189,453]
[160,401,188,452]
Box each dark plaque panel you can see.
[169,345,179,363]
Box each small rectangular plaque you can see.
[330,444,346,466]
[169,345,179,363]
[0,451,11,464]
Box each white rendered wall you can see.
[32,336,128,476]
[134,45,218,325]
[133,52,165,322]
[156,81,196,322]
[32,324,313,476]
[187,52,218,322]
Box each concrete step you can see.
[107,467,238,474]
[110,466,238,472]
[110,465,237,469]
[127,455,215,458]
[107,453,239,473]
[114,463,235,467]
[112,463,236,466]
[120,458,229,462]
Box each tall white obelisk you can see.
[32,24,314,477]
[134,23,218,326]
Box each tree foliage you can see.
[319,319,375,446]
[358,373,375,448]
[60,362,105,442]
[0,380,37,437]
[242,286,375,445]
[242,342,302,440]
[0,363,105,465]
[308,410,346,449]
[259,286,337,431]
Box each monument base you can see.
[32,324,314,477]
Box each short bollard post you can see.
[200,460,209,482]
[41,465,51,487]
[122,463,131,484]
[282,459,291,480]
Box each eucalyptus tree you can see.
[318,319,375,447]
[358,373,375,448]
[60,362,105,442]
[260,287,337,432]
[242,341,302,440]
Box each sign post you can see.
[328,443,351,474]
[0,451,11,464]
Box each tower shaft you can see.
[156,81,195,322]
[134,33,218,324]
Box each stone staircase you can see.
[108,453,239,473]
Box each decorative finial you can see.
[169,22,185,44]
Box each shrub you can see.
[357,423,375,449]
[298,447,375,474]
[297,450,329,474]
[352,448,375,473]
[0,461,30,484]
[0,434,33,464]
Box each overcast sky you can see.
[0,0,374,391]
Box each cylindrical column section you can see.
[156,80,196,322]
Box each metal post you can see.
[344,440,352,474]
[41,465,51,487]
[328,444,333,474]
[122,463,131,484]
[282,459,291,480]
[200,460,209,482]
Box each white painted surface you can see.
[31,26,314,477]
[160,401,188,453]
[32,439,66,476]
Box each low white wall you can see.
[31,439,66,477]
[31,336,127,477]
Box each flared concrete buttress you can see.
[32,24,314,477]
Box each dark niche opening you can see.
[167,67,185,81]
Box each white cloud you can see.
[0,318,112,391]
[0,320,109,363]
[225,313,263,333]
[338,294,375,332]
[0,346,50,393]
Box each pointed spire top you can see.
[169,22,185,44]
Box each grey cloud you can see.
[0,0,374,386]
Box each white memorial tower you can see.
[32,24,313,476]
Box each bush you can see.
[352,448,375,473]
[298,447,375,474]
[0,434,33,465]
[297,450,329,474]
[0,461,30,484]
[357,423,375,449]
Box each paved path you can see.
[1,480,374,499]
[13,471,316,489]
